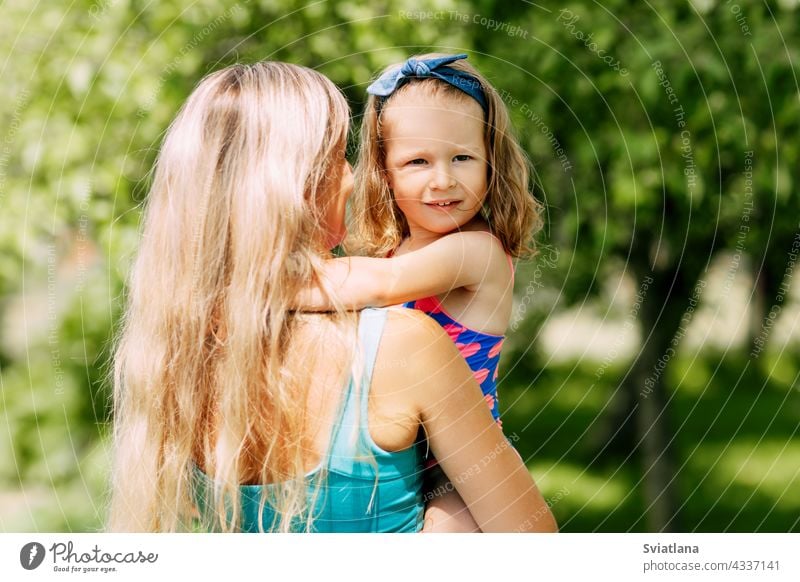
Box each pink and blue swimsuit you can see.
[403,295,506,428]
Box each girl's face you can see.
[382,91,488,239]
[323,158,353,249]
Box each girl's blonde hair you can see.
[108,61,354,532]
[348,53,543,259]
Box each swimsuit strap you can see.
[326,308,388,476]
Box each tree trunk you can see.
[629,261,704,531]
[589,262,702,531]
[629,299,681,532]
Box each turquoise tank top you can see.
[192,308,425,532]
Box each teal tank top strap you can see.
[325,308,388,476]
[356,308,389,429]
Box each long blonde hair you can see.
[108,62,353,532]
[348,53,543,259]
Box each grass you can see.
[501,351,800,532]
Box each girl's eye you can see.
[453,154,472,162]
[407,158,427,166]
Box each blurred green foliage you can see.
[0,0,797,531]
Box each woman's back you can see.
[193,308,425,532]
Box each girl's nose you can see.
[429,165,456,190]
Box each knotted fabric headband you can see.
[366,53,488,112]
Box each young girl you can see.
[300,54,544,532]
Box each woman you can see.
[108,61,556,533]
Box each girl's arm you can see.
[298,231,507,310]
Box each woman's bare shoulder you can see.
[380,307,463,354]
[376,307,468,399]
[382,306,443,336]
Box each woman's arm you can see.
[297,231,507,310]
[388,310,558,533]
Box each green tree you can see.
[474,0,799,530]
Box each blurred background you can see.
[0,0,798,532]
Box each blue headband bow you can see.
[366,54,488,112]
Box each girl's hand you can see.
[294,280,335,312]
[292,257,386,312]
